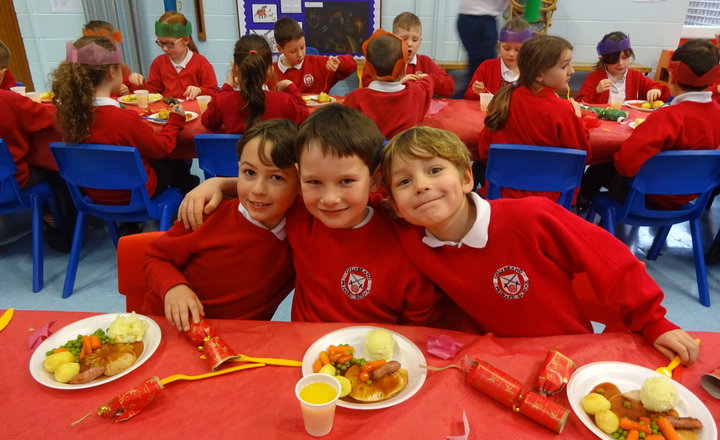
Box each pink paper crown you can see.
[66,40,123,65]
[499,28,534,43]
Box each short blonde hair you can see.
[381,126,471,188]
[392,12,422,33]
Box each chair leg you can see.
[62,212,87,299]
[159,206,172,231]
[585,207,596,223]
[689,219,711,307]
[648,226,672,261]
[106,221,120,248]
[45,190,64,231]
[31,194,45,292]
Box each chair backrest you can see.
[620,149,720,221]
[117,231,164,312]
[50,142,158,216]
[194,134,241,179]
[0,139,26,208]
[306,46,320,55]
[485,144,587,209]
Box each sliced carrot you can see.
[644,435,665,440]
[656,417,681,440]
[80,335,92,359]
[90,335,101,350]
[360,360,386,373]
[620,418,651,434]
[319,351,330,365]
[312,359,323,373]
[359,371,370,382]
[626,430,639,440]
[52,348,70,353]
[337,354,353,365]
[327,345,353,355]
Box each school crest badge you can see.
[492,265,529,300]
[341,266,372,300]
[303,74,315,87]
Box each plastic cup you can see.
[25,92,42,103]
[609,94,624,110]
[295,373,341,437]
[134,89,149,109]
[10,86,26,96]
[479,92,493,111]
[196,95,211,112]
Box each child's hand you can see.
[596,79,611,94]
[570,98,582,117]
[326,56,341,72]
[164,284,205,332]
[471,80,486,95]
[128,72,144,86]
[400,74,420,84]
[183,85,202,100]
[169,102,185,116]
[119,84,130,96]
[276,79,294,91]
[178,178,228,230]
[646,88,661,102]
[653,329,700,365]
[717,84,720,94]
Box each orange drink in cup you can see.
[196,95,211,113]
[609,93,624,110]
[295,373,341,437]
[134,89,149,109]
[479,93,493,112]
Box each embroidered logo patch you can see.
[303,74,315,87]
[341,267,372,300]
[492,266,529,299]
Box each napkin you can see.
[427,334,464,360]
[427,99,449,116]
[445,411,470,440]
[28,320,56,350]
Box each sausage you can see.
[371,360,401,380]
[69,366,105,384]
[665,416,703,430]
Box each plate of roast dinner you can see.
[29,313,161,390]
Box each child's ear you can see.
[369,167,382,193]
[462,167,474,194]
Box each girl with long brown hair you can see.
[52,36,198,206]
[201,34,308,133]
[139,11,217,99]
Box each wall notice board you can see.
[237,1,381,55]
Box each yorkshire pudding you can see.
[344,364,408,403]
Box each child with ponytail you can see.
[201,34,308,133]
[477,35,590,201]
[81,20,144,95]
[140,11,217,99]
[52,36,198,205]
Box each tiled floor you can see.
[1,202,718,332]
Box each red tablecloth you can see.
[5,310,719,439]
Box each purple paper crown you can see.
[499,28,534,43]
[596,36,631,56]
[65,40,123,65]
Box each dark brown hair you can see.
[296,104,384,172]
[51,36,120,143]
[671,39,720,91]
[83,20,115,33]
[234,34,273,130]
[157,11,199,53]
[367,35,402,77]
[595,32,634,70]
[274,17,304,48]
[236,119,298,169]
[484,35,573,131]
[392,12,421,33]
[0,40,10,68]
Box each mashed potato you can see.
[107,312,148,343]
[640,376,678,412]
[364,329,395,361]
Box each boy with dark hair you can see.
[0,40,18,90]
[272,17,356,94]
[361,12,454,97]
[343,30,434,139]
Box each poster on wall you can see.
[237,0,380,55]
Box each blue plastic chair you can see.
[0,139,62,292]
[306,46,320,55]
[193,134,241,179]
[586,150,720,307]
[485,144,587,210]
[50,143,183,298]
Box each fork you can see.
[160,362,265,385]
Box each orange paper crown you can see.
[82,28,123,43]
[362,29,409,81]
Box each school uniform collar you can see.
[353,206,375,229]
[670,91,712,105]
[368,80,405,93]
[277,55,303,73]
[237,202,287,240]
[233,84,270,92]
[605,67,627,83]
[500,58,519,83]
[93,97,121,107]
[422,191,490,248]
[171,49,193,72]
[408,54,418,65]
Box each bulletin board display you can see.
[237,0,381,56]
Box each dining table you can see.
[5,309,719,439]
[25,95,641,173]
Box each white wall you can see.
[16,0,692,92]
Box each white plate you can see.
[303,94,337,107]
[624,100,658,112]
[147,111,198,124]
[29,313,161,390]
[119,94,163,105]
[301,326,427,410]
[567,361,717,440]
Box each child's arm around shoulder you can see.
[178,177,239,230]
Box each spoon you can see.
[656,338,701,378]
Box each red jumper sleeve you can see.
[201,83,234,131]
[421,57,454,98]
[143,222,198,299]
[143,57,165,94]
[613,111,673,177]
[125,110,184,159]
[576,69,605,104]
[196,56,219,96]
[281,82,310,122]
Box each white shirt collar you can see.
[408,54,418,66]
[237,202,287,240]
[368,80,405,93]
[670,91,712,105]
[500,58,519,83]
[277,54,304,73]
[171,49,193,72]
[422,192,490,248]
[352,206,374,229]
[93,97,121,107]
